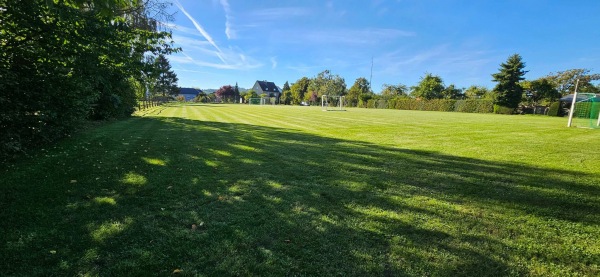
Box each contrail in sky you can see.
[173,0,227,63]
[219,0,234,39]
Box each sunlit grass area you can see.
[1,103,599,276]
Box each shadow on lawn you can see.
[1,116,599,276]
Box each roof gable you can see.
[179,88,203,95]
[255,81,280,93]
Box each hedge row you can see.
[365,99,495,113]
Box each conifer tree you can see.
[492,54,527,108]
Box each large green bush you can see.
[547,102,561,116]
[0,0,176,162]
[493,105,515,115]
[454,100,494,113]
[383,98,493,114]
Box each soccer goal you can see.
[248,98,261,105]
[321,95,346,111]
[567,93,600,128]
[249,97,275,105]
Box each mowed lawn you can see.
[1,104,599,276]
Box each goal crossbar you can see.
[321,95,346,111]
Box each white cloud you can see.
[219,0,236,39]
[270,57,277,69]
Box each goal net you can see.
[248,98,261,105]
[321,95,346,111]
[569,93,600,129]
[249,97,276,105]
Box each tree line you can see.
[275,54,599,112]
[1,0,179,161]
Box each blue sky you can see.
[167,0,600,92]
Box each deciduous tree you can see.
[543,69,600,95]
[380,83,408,99]
[441,84,464,99]
[291,77,310,105]
[307,70,346,99]
[0,0,178,160]
[464,85,492,99]
[215,85,236,102]
[522,79,560,105]
[347,78,371,106]
[280,81,292,105]
[411,73,445,100]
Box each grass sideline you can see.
[1,103,599,276]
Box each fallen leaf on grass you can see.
[70,180,77,184]
[172,268,183,274]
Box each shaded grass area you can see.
[1,105,599,276]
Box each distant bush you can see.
[493,105,515,115]
[383,98,493,114]
[454,100,494,113]
[547,102,560,116]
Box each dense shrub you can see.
[454,100,494,113]
[384,98,493,113]
[365,99,387,109]
[422,99,456,111]
[1,0,176,162]
[493,105,515,115]
[547,102,561,116]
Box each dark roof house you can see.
[178,87,203,101]
[253,81,281,98]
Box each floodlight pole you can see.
[567,79,580,127]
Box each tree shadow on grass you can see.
[1,116,599,276]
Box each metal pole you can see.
[567,79,580,127]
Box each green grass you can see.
[1,104,599,276]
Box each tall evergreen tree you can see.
[153,54,179,97]
[492,54,527,108]
[234,82,240,102]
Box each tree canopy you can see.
[543,69,600,95]
[0,0,178,160]
[307,70,346,99]
[215,85,236,102]
[347,77,372,106]
[290,77,310,105]
[411,73,445,100]
[380,83,408,99]
[280,81,292,105]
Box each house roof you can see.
[179,87,203,95]
[255,81,280,93]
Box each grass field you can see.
[1,104,599,276]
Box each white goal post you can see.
[321,95,346,111]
